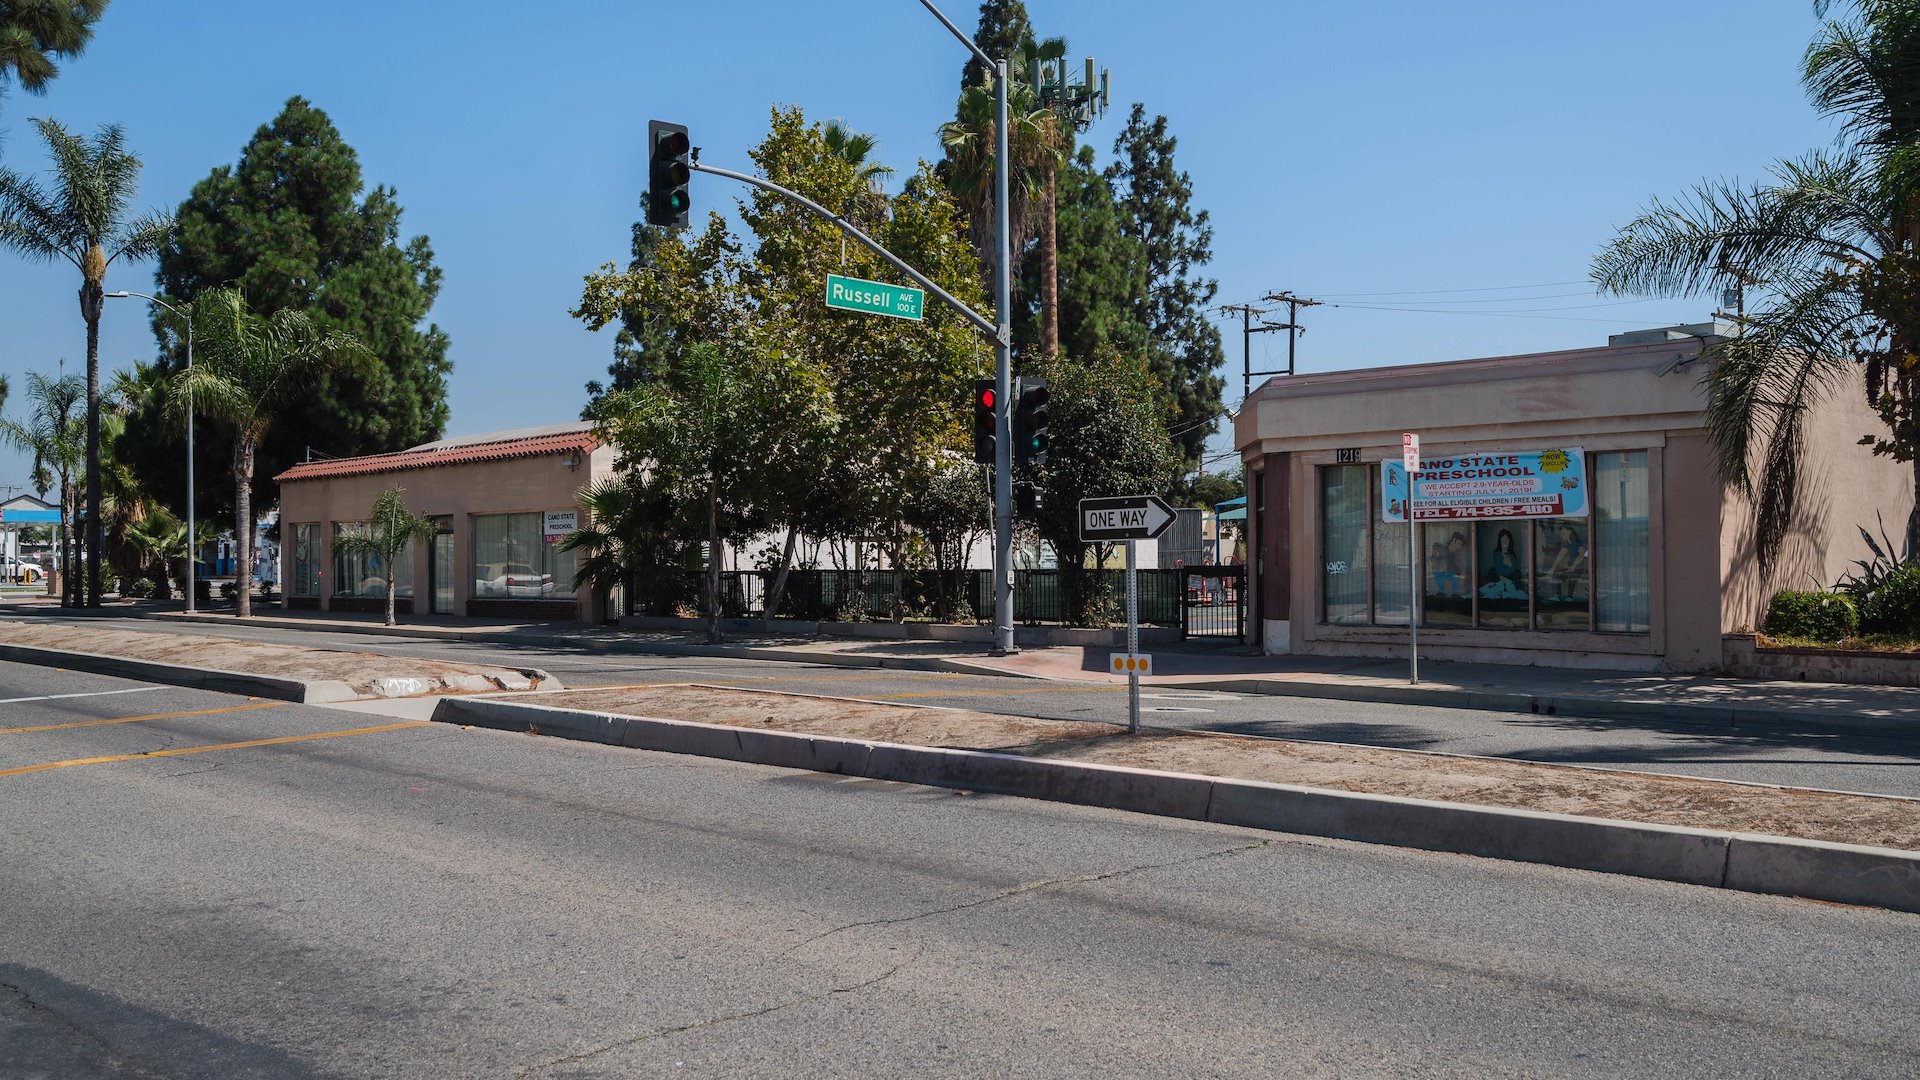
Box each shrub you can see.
[125,577,157,599]
[1859,564,1920,636]
[1762,590,1859,642]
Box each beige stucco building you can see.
[275,423,617,622]
[1236,325,1910,672]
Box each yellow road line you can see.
[0,701,281,736]
[0,721,432,779]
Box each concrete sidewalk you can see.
[10,596,1920,739]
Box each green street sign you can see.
[824,273,923,321]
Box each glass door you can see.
[430,518,454,614]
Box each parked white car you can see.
[474,562,557,598]
[0,555,43,585]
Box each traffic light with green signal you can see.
[972,379,997,466]
[647,120,691,228]
[1013,375,1050,466]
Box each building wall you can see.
[277,444,615,620]
[1233,337,1910,672]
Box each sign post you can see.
[1081,495,1175,734]
[1403,433,1420,685]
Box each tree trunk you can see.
[763,528,800,621]
[705,485,721,644]
[386,572,397,627]
[233,437,255,619]
[60,479,74,608]
[1041,163,1059,358]
[80,283,104,607]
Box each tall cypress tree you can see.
[1106,104,1226,473]
[961,0,1031,88]
[135,96,450,518]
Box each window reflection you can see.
[1475,523,1529,628]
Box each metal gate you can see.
[1180,565,1245,641]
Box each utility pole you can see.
[1221,303,1289,400]
[1260,292,1322,381]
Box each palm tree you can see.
[1019,36,1075,357]
[0,0,106,103]
[0,369,84,605]
[822,119,893,194]
[332,486,436,627]
[1591,0,1920,576]
[0,118,171,607]
[166,287,369,618]
[938,79,1056,297]
[122,508,184,600]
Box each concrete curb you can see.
[0,641,344,703]
[148,611,1051,680]
[433,696,1920,915]
[1162,676,1920,741]
[0,641,558,704]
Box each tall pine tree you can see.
[134,96,450,518]
[583,219,675,407]
[1106,104,1225,473]
[961,0,1030,88]
[1015,145,1148,362]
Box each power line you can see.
[1315,279,1590,298]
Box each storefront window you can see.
[1371,504,1411,626]
[471,512,576,601]
[1318,453,1648,635]
[290,523,320,597]
[1536,518,1591,630]
[333,522,413,599]
[1321,465,1370,624]
[1475,522,1529,628]
[1594,451,1650,632]
[1422,524,1472,627]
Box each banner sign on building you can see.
[1381,448,1588,522]
[543,510,578,544]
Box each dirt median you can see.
[514,683,1920,851]
[0,620,552,699]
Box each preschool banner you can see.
[1380,448,1588,522]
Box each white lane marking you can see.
[0,686,164,706]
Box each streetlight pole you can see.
[918,0,1016,655]
[106,290,195,613]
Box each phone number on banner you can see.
[1412,499,1564,520]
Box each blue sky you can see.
[0,1,1833,489]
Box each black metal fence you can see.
[630,567,1206,629]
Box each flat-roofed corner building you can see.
[275,422,617,622]
[1234,323,1912,672]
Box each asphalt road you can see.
[20,614,1920,800]
[3,659,1918,1078]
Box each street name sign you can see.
[824,273,924,321]
[1079,495,1175,542]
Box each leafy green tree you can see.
[0,0,107,107]
[0,117,168,606]
[1107,104,1227,473]
[903,454,990,622]
[1592,0,1920,572]
[558,471,690,619]
[165,287,371,618]
[590,342,765,643]
[332,485,437,627]
[0,367,82,603]
[147,97,449,518]
[582,220,674,405]
[1025,353,1180,625]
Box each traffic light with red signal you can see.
[972,379,997,465]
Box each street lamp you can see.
[105,290,196,614]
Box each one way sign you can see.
[1079,494,1176,542]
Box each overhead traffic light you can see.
[972,379,998,465]
[1013,375,1049,466]
[647,120,691,228]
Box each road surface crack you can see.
[513,947,923,1078]
[1,980,171,1078]
[781,837,1278,957]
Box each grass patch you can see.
[1757,632,1920,653]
